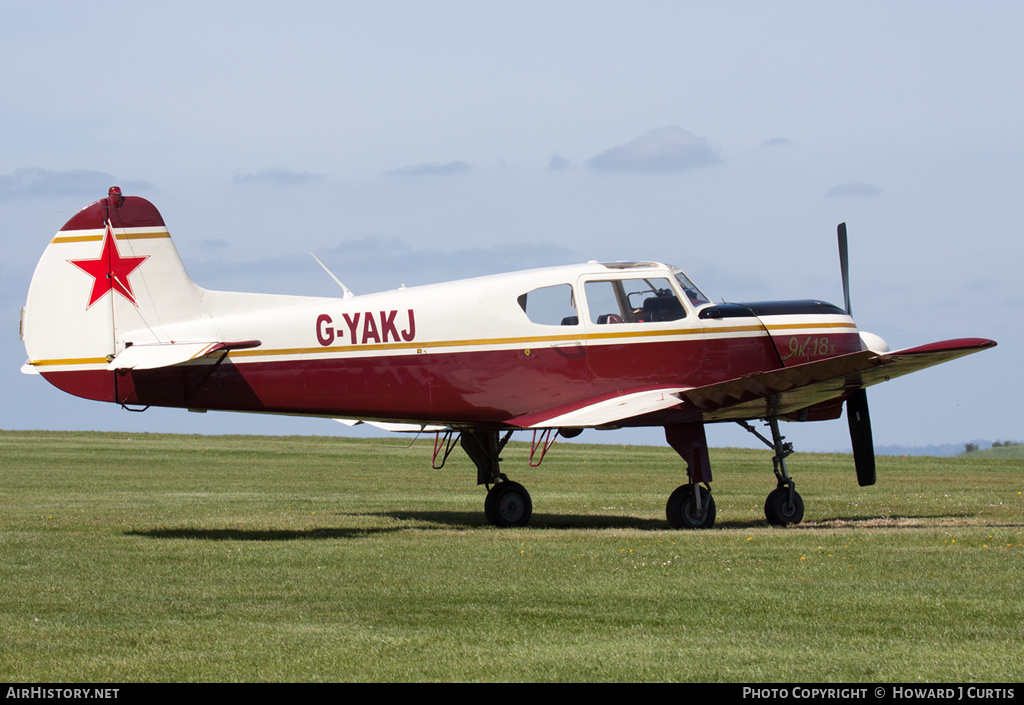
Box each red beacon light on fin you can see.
[107,186,124,209]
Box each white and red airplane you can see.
[20,188,995,528]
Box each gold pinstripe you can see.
[50,230,171,244]
[28,357,109,367]
[27,321,857,367]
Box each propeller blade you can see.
[837,224,874,484]
[846,388,876,486]
[838,222,851,315]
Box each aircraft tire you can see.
[484,481,533,528]
[666,484,716,529]
[764,487,804,526]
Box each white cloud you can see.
[586,126,723,173]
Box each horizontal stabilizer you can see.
[106,339,261,370]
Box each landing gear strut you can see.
[460,429,533,528]
[664,423,716,529]
[740,417,805,526]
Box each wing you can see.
[685,337,996,422]
[507,337,995,430]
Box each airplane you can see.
[20,187,996,529]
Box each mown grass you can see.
[1,430,1022,682]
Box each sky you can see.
[3,1,1021,457]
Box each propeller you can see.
[838,223,877,486]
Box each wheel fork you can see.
[740,417,798,501]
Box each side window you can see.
[584,280,626,324]
[517,284,579,326]
[584,277,686,324]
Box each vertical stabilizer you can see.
[22,187,202,401]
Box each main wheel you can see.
[484,481,533,527]
[666,484,716,529]
[764,486,804,526]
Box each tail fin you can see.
[21,187,203,402]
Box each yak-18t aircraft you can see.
[21,188,995,528]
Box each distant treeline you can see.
[965,440,1021,453]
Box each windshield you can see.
[673,270,710,307]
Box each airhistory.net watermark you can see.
[6,689,119,700]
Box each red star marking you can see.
[67,223,149,309]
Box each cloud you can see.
[232,168,326,186]
[586,126,723,173]
[385,161,472,177]
[0,168,154,201]
[547,154,571,171]
[825,181,883,198]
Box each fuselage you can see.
[108,262,863,426]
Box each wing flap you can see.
[334,419,449,433]
[508,387,690,429]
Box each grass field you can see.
[1,429,1022,682]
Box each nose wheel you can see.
[764,484,804,526]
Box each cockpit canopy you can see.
[517,264,710,327]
